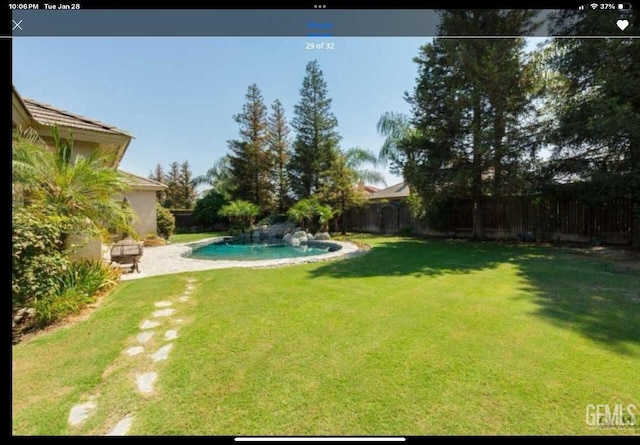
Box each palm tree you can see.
[12,125,137,245]
[343,147,386,187]
[218,199,260,233]
[192,155,234,199]
[314,202,335,233]
[286,198,316,231]
[376,111,416,170]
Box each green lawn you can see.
[169,231,224,244]
[12,236,640,435]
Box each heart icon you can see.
[617,19,629,30]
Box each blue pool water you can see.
[189,238,338,261]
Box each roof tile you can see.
[23,98,131,137]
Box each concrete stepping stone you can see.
[164,330,178,340]
[106,414,133,436]
[140,320,160,330]
[178,296,189,302]
[136,331,154,344]
[125,346,144,357]
[151,344,173,362]
[68,401,97,426]
[154,301,172,308]
[136,372,157,395]
[152,308,175,318]
[173,319,184,324]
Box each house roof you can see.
[21,96,132,137]
[368,182,410,201]
[120,171,167,191]
[363,185,381,194]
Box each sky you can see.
[12,36,546,191]
[11,36,434,189]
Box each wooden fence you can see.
[343,195,634,246]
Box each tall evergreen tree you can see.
[228,84,273,212]
[288,60,341,199]
[402,9,540,239]
[318,151,365,235]
[546,9,640,248]
[267,99,291,212]
[148,163,166,203]
[164,161,181,208]
[178,160,197,209]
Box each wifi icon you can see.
[590,3,599,8]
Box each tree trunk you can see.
[633,202,640,250]
[471,92,485,240]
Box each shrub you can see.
[35,260,120,327]
[399,227,413,237]
[12,205,73,306]
[156,203,176,239]
[193,190,228,229]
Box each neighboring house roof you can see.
[355,182,381,195]
[368,182,410,201]
[22,97,132,137]
[120,171,167,191]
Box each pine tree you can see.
[178,161,196,209]
[267,99,291,212]
[288,60,341,199]
[318,151,364,235]
[164,161,181,209]
[402,9,540,239]
[546,9,640,248]
[148,163,166,203]
[228,84,273,212]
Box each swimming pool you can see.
[188,238,340,261]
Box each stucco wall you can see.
[125,190,158,239]
[39,136,99,163]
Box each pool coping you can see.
[119,236,364,280]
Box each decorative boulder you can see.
[293,231,307,239]
[307,233,315,241]
[316,232,331,240]
[283,233,292,243]
[289,237,301,247]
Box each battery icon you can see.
[618,3,632,9]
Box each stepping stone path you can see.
[136,372,157,394]
[152,308,175,318]
[125,346,144,357]
[140,320,160,330]
[106,414,133,436]
[151,344,173,363]
[68,400,97,427]
[66,278,197,435]
[136,331,154,344]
